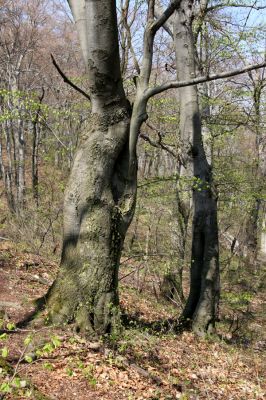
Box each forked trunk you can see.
[47,109,136,334]
[47,0,137,334]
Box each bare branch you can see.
[128,0,182,174]
[140,131,177,158]
[148,0,155,21]
[152,0,181,34]
[154,6,173,38]
[51,54,91,101]
[145,61,266,99]
[207,1,266,12]
[120,1,140,75]
[141,0,181,85]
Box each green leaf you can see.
[51,336,61,348]
[35,349,43,357]
[42,343,53,353]
[6,323,15,331]
[66,367,74,377]
[1,346,9,358]
[13,377,21,388]
[0,333,7,341]
[25,389,33,397]
[24,335,33,346]
[43,362,53,371]
[0,382,11,393]
[24,355,33,363]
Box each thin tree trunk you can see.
[260,206,266,258]
[16,118,25,211]
[244,80,265,261]
[32,90,44,206]
[32,121,40,206]
[3,119,16,212]
[0,131,4,180]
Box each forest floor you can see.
[0,240,265,400]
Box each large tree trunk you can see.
[47,0,137,335]
[173,1,220,335]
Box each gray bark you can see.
[1,64,26,213]
[244,78,266,261]
[32,120,40,206]
[261,208,266,257]
[15,117,25,210]
[173,1,220,335]
[2,115,16,212]
[0,136,3,180]
[32,90,44,206]
[47,0,183,334]
[47,0,137,334]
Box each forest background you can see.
[0,0,265,399]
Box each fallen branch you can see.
[0,236,9,241]
[129,362,163,385]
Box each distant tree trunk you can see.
[32,90,44,206]
[47,0,137,335]
[15,118,25,211]
[0,137,3,181]
[32,121,40,206]
[2,118,16,212]
[173,1,220,335]
[2,73,26,213]
[245,198,260,261]
[244,78,265,261]
[260,206,266,257]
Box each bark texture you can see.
[47,0,137,334]
[244,78,266,261]
[173,1,220,335]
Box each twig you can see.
[119,263,145,281]
[10,342,30,383]
[140,131,177,159]
[0,236,9,241]
[37,207,62,254]
[207,2,266,12]
[39,115,69,150]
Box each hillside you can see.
[0,240,265,400]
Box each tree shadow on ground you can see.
[121,310,186,335]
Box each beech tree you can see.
[171,0,219,334]
[46,0,266,335]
